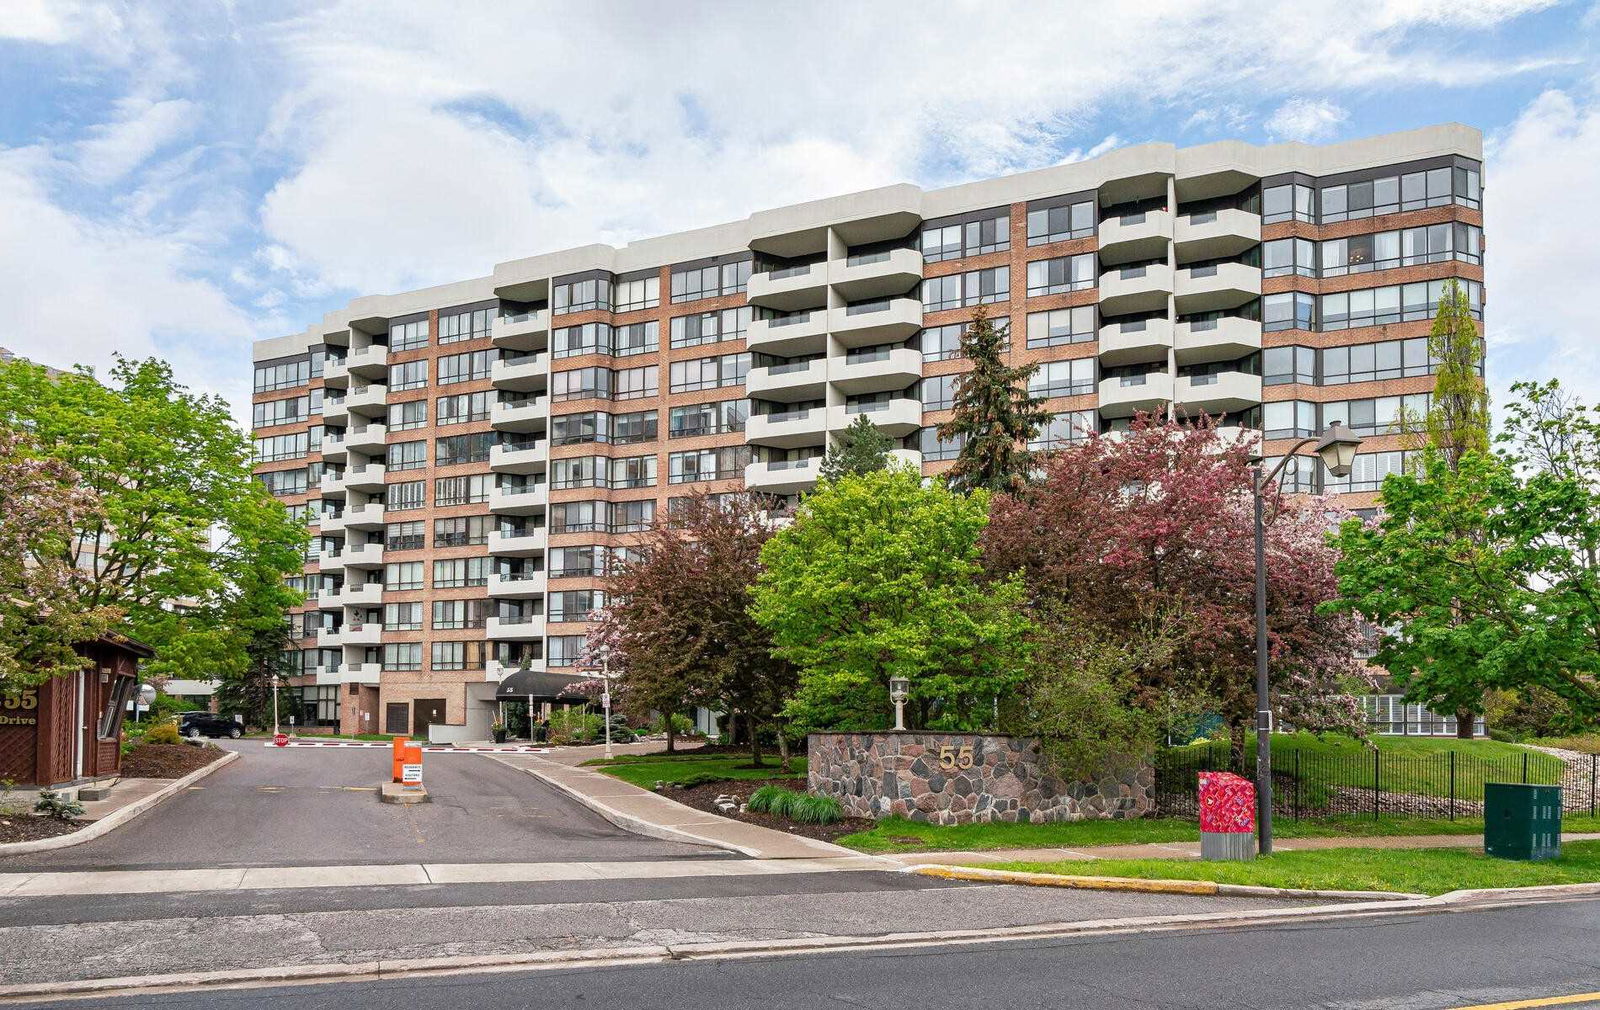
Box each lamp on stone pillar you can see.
[889,676,910,732]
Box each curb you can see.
[0,749,239,857]
[486,753,862,861]
[0,898,1432,1002]
[904,863,1424,902]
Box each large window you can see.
[609,454,657,489]
[1263,346,1316,386]
[614,275,660,313]
[258,468,308,496]
[383,561,423,590]
[921,267,1010,312]
[435,391,490,425]
[920,323,966,362]
[391,398,428,430]
[547,636,587,667]
[432,557,490,589]
[921,373,958,411]
[389,359,427,391]
[548,590,603,623]
[432,599,490,630]
[1262,400,1318,440]
[1028,410,1095,449]
[434,515,491,547]
[254,432,308,463]
[1263,292,1315,332]
[550,545,606,578]
[609,498,654,533]
[921,210,1009,262]
[1026,198,1095,245]
[439,307,492,344]
[551,411,607,446]
[611,408,660,444]
[1320,164,1479,222]
[434,474,491,505]
[917,427,965,461]
[670,258,751,302]
[1320,337,1442,385]
[384,644,422,672]
[551,455,604,489]
[551,500,604,533]
[1025,306,1095,348]
[1261,183,1314,224]
[387,479,426,511]
[1262,238,1316,278]
[1321,223,1482,276]
[431,641,488,671]
[669,352,750,392]
[553,275,614,314]
[437,350,493,384]
[669,445,753,483]
[612,320,658,357]
[254,358,310,392]
[553,322,612,358]
[552,366,612,402]
[671,307,751,348]
[384,602,423,631]
[1320,279,1482,331]
[668,399,746,437]
[386,440,427,471]
[390,318,429,351]
[1321,393,1432,436]
[613,365,657,401]
[385,520,425,551]
[1025,254,1096,297]
[1028,358,1096,399]
[254,396,311,428]
[435,432,492,466]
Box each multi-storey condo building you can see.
[251,123,1484,741]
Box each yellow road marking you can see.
[1450,993,1600,1009]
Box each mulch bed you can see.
[120,742,226,779]
[669,777,873,843]
[0,813,83,844]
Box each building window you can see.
[553,322,613,358]
[921,374,958,411]
[668,445,752,483]
[668,398,745,437]
[390,318,429,351]
[551,456,605,490]
[1025,306,1095,348]
[614,275,660,313]
[433,515,492,547]
[921,267,1009,312]
[1319,393,1431,437]
[551,500,604,533]
[920,323,965,362]
[921,210,1009,262]
[386,440,427,471]
[385,520,425,551]
[437,350,493,384]
[670,307,751,348]
[1320,279,1481,331]
[917,427,965,461]
[1320,337,1443,386]
[431,640,488,671]
[610,409,659,444]
[608,499,654,533]
[1028,410,1095,450]
[1263,346,1316,386]
[1263,292,1316,332]
[383,643,422,672]
[669,352,750,392]
[670,258,751,303]
[1028,358,1096,399]
[435,391,490,425]
[389,399,427,431]
[253,396,311,428]
[432,599,490,630]
[1262,238,1316,278]
[1261,183,1314,224]
[254,358,310,393]
[547,635,587,667]
[553,276,614,314]
[434,474,492,506]
[389,359,427,391]
[433,557,490,589]
[384,601,423,631]
[386,479,426,511]
[609,455,657,489]
[383,561,423,591]
[1026,199,1095,245]
[254,432,309,463]
[435,432,493,466]
[1025,254,1096,297]
[257,468,308,496]
[552,366,612,402]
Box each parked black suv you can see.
[178,711,242,740]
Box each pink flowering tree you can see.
[983,414,1371,760]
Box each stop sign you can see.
[273,733,288,747]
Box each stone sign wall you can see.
[808,732,1153,824]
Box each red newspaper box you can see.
[1198,770,1255,861]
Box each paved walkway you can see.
[885,830,1600,866]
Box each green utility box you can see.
[1484,783,1562,861]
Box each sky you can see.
[1,0,1597,427]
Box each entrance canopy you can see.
[493,668,594,703]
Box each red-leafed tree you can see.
[983,415,1371,758]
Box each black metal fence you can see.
[1154,743,1597,821]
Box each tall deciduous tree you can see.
[819,413,892,483]
[1424,278,1490,470]
[753,466,1031,732]
[983,416,1371,757]
[0,356,308,681]
[937,306,1052,494]
[0,429,121,689]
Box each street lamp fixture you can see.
[889,676,909,732]
[1250,420,1363,856]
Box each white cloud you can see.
[1484,87,1600,406]
[74,97,198,185]
[1264,98,1350,142]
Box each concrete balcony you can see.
[1098,263,1173,315]
[342,502,386,530]
[831,247,923,302]
[318,662,381,687]
[829,398,921,438]
[489,483,548,514]
[746,406,826,449]
[341,541,385,569]
[746,358,827,402]
[315,627,344,649]
[334,583,384,608]
[486,615,547,641]
[321,394,348,425]
[322,355,350,387]
[492,308,549,351]
[747,262,828,313]
[832,346,922,395]
[342,623,384,647]
[1174,370,1263,415]
[319,510,347,534]
[319,430,347,463]
[318,471,346,498]
[747,311,828,357]
[490,439,548,474]
[1098,372,1175,418]
[1173,317,1263,364]
[346,383,388,417]
[1098,209,1172,262]
[489,527,548,557]
[887,448,924,471]
[490,396,547,432]
[828,298,922,349]
[346,343,389,379]
[345,422,387,454]
[488,572,544,598]
[1173,262,1261,314]
[491,353,547,392]
[1175,208,1260,261]
[743,457,821,495]
[1098,318,1173,367]
[343,464,387,493]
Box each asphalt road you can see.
[0,742,727,871]
[21,896,1600,1010]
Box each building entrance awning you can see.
[493,668,594,703]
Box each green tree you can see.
[0,356,308,682]
[0,428,121,689]
[936,306,1051,494]
[1423,278,1490,470]
[1331,446,1600,731]
[752,466,1031,731]
[819,413,892,483]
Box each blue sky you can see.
[1,0,1597,424]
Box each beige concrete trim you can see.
[903,862,1422,901]
[0,749,238,857]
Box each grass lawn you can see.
[1166,732,1566,804]
[585,752,807,789]
[985,840,1600,896]
[838,813,1600,854]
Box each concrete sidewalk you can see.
[883,830,1600,866]
[486,752,846,859]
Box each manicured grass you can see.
[986,840,1600,896]
[838,813,1600,854]
[1167,732,1566,803]
[586,752,807,789]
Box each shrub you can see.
[548,709,605,745]
[34,789,84,821]
[747,784,788,814]
[788,794,844,825]
[142,720,181,746]
[652,713,695,737]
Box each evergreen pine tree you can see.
[936,305,1052,494]
[819,413,893,482]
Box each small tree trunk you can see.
[665,714,676,754]
[1229,720,1248,772]
[724,711,739,747]
[777,727,792,775]
[1456,708,1476,739]
[749,716,764,767]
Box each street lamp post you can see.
[601,647,613,761]
[889,676,909,732]
[270,673,281,739]
[1251,420,1362,856]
